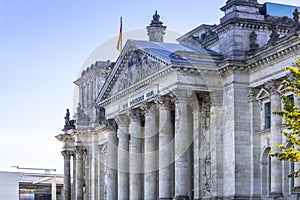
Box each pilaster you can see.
[265,80,283,198]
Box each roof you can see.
[131,40,221,64]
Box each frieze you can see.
[120,88,158,111]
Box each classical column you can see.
[72,154,76,200]
[90,134,98,200]
[115,114,130,200]
[106,119,118,199]
[157,96,173,199]
[265,80,283,197]
[84,149,90,200]
[143,103,158,200]
[61,150,71,200]
[129,109,143,200]
[174,89,192,200]
[75,145,84,200]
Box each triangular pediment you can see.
[256,88,269,100]
[96,40,171,103]
[110,48,168,95]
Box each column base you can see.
[173,195,189,200]
[269,192,284,199]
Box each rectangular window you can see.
[265,102,271,129]
[287,94,294,106]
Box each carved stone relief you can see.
[114,50,163,93]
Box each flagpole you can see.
[120,17,123,51]
[116,16,123,52]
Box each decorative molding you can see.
[128,109,142,122]
[115,114,129,126]
[264,79,281,95]
[61,150,72,160]
[248,88,259,102]
[247,35,300,71]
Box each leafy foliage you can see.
[270,57,300,188]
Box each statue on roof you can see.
[64,109,70,125]
[149,10,164,27]
[293,8,300,23]
[153,10,160,23]
[62,108,76,132]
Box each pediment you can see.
[256,88,269,100]
[97,40,170,102]
[110,49,167,95]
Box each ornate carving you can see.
[141,102,157,116]
[264,79,280,95]
[115,114,129,126]
[249,31,259,54]
[202,155,211,196]
[115,50,162,93]
[128,109,141,122]
[155,95,171,110]
[171,88,193,104]
[248,88,259,102]
[75,146,85,154]
[76,103,90,125]
[201,95,211,128]
[107,119,117,131]
[268,21,280,45]
[61,150,72,160]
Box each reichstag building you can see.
[56,0,300,199]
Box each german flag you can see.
[116,17,123,51]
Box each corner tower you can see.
[147,10,167,42]
[220,0,263,23]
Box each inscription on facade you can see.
[121,89,157,110]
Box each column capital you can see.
[115,114,129,126]
[264,79,281,95]
[248,88,259,102]
[141,102,157,116]
[75,145,85,154]
[171,88,191,103]
[155,95,171,110]
[107,119,117,131]
[61,150,72,160]
[128,109,141,122]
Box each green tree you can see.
[270,57,300,188]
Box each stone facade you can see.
[56,1,300,199]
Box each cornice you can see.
[99,66,174,107]
[247,32,300,71]
[218,60,247,74]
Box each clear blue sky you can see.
[0,0,299,174]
